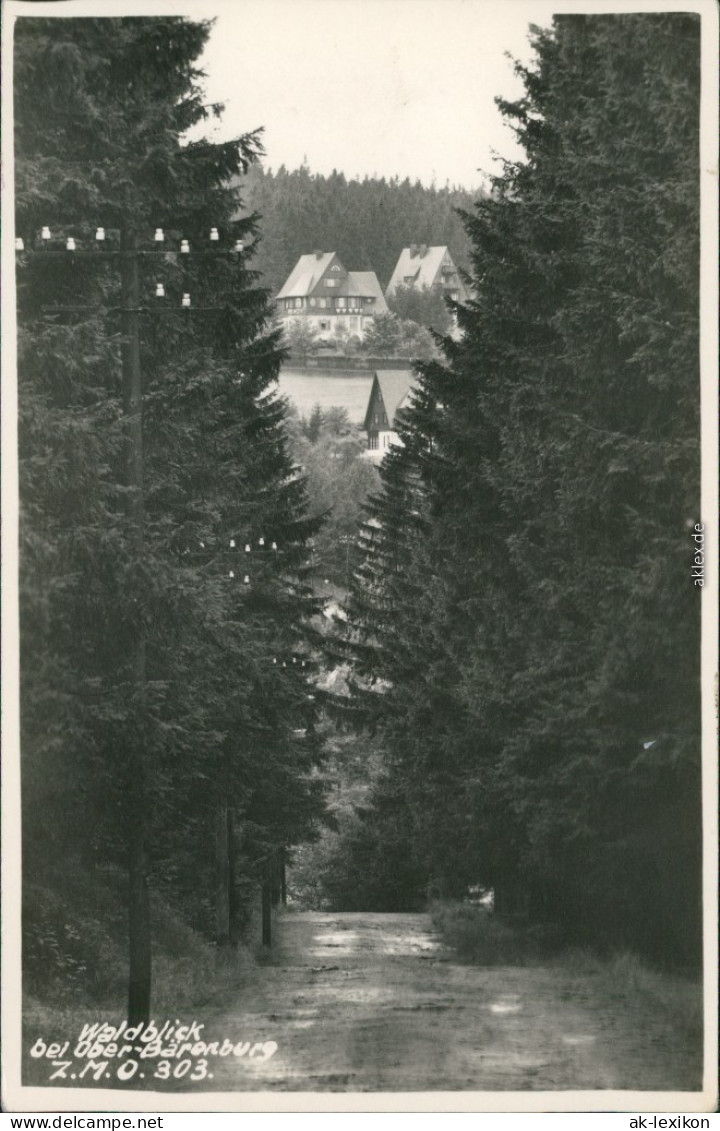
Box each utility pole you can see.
[18,224,249,1025]
[120,230,151,1026]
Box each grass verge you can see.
[430,899,563,965]
[21,869,260,1083]
[431,899,703,1052]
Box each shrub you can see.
[430,900,564,965]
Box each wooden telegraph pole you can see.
[19,225,248,1023]
[120,231,152,1025]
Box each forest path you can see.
[177,910,700,1094]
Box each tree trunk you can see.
[280,849,287,907]
[270,849,281,907]
[127,783,151,1026]
[215,799,230,947]
[261,862,272,948]
[228,808,240,949]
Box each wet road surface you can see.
[176,911,701,1093]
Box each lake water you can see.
[276,368,375,426]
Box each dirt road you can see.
[178,910,701,1093]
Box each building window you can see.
[309,297,316,307]
[294,298,302,308]
[326,278,339,288]
[330,264,341,271]
[319,320,328,331]
[368,434,378,450]
[337,298,346,309]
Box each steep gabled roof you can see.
[347,272,389,313]
[363,370,416,432]
[385,245,452,296]
[277,255,388,308]
[276,252,336,298]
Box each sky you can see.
[191,0,560,189]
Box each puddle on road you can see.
[304,984,401,1006]
[489,997,523,1014]
[314,932,359,946]
[312,931,359,955]
[311,929,441,958]
[373,933,442,955]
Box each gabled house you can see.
[385,244,467,304]
[276,251,388,343]
[362,369,416,459]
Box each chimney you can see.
[409,243,418,258]
[419,243,428,257]
[314,249,324,259]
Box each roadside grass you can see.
[24,942,248,1055]
[561,948,704,1048]
[21,868,258,1079]
[431,899,704,1053]
[430,899,564,965]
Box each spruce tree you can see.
[346,13,702,958]
[15,15,327,1019]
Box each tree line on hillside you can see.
[235,163,479,297]
[15,16,328,1021]
[334,13,703,966]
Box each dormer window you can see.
[326,278,339,288]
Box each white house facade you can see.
[276,251,388,343]
[385,244,467,304]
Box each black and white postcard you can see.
[2,0,717,1115]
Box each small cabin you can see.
[363,369,416,460]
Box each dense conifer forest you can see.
[13,9,704,1050]
[235,163,479,296]
[15,16,328,1020]
[331,12,703,967]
